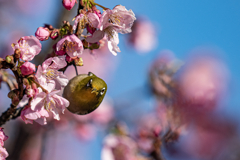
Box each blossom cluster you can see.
[0,0,136,158]
[7,1,136,126]
[11,36,70,125]
[36,2,136,56]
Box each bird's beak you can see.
[91,88,98,95]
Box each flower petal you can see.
[88,12,100,28]
[86,30,105,43]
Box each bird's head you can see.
[85,72,107,97]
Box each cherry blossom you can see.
[85,5,136,56]
[56,34,83,58]
[21,104,49,125]
[86,24,122,56]
[101,134,138,160]
[0,128,8,147]
[0,147,8,160]
[177,55,229,110]
[0,128,8,160]
[100,5,136,34]
[12,36,41,61]
[128,18,157,53]
[35,56,68,90]
[72,12,100,31]
[30,84,69,122]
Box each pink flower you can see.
[12,36,41,61]
[62,0,77,10]
[0,128,8,160]
[89,99,114,125]
[35,56,68,90]
[128,18,157,53]
[100,5,136,34]
[86,5,136,55]
[72,12,100,31]
[35,27,50,41]
[177,55,228,111]
[21,104,49,125]
[86,24,122,56]
[0,128,8,147]
[56,34,83,58]
[74,123,96,141]
[0,147,8,160]
[30,83,69,122]
[20,61,36,76]
[101,134,137,160]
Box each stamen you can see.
[44,69,59,80]
[66,41,78,53]
[110,14,124,25]
[45,99,55,111]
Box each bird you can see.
[63,72,107,115]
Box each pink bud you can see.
[26,88,38,98]
[50,29,59,40]
[35,27,50,41]
[62,0,77,10]
[20,62,36,76]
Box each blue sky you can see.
[101,0,240,116]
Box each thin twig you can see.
[73,61,78,75]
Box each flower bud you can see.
[8,89,19,98]
[26,87,38,98]
[35,27,50,41]
[74,57,83,66]
[62,0,77,10]
[14,49,21,59]
[20,62,36,76]
[5,55,14,64]
[50,29,59,40]
[23,78,30,86]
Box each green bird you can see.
[63,72,107,115]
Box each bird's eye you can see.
[87,79,92,87]
[88,72,94,76]
[100,88,105,95]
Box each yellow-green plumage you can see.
[63,72,107,115]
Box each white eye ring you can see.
[87,79,92,87]
[100,87,105,95]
